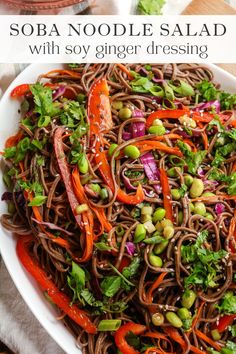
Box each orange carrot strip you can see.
[146,272,168,303]
[5,131,24,148]
[195,329,222,351]
[116,64,134,80]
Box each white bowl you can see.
[0,63,236,354]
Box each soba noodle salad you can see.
[1,64,236,354]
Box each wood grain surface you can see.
[182,0,236,14]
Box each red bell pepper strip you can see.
[54,127,93,262]
[215,314,236,333]
[88,77,113,135]
[159,168,173,221]
[88,78,145,205]
[17,236,97,334]
[10,84,30,98]
[114,322,147,354]
[146,109,189,129]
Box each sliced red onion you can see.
[126,242,136,256]
[122,131,132,141]
[215,203,225,215]
[193,100,220,114]
[132,110,144,118]
[197,167,205,177]
[32,217,74,236]
[52,85,66,101]
[138,67,149,76]
[121,169,137,191]
[140,153,160,194]
[175,130,191,138]
[131,122,146,137]
[203,179,219,191]
[1,192,13,201]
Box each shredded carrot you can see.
[198,122,208,150]
[136,141,183,158]
[146,272,168,303]
[44,69,81,78]
[5,131,23,148]
[143,332,174,353]
[189,345,207,354]
[195,329,222,351]
[159,168,173,221]
[163,327,185,347]
[116,64,134,80]
[187,301,205,337]
[191,195,236,203]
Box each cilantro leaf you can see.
[100,276,121,297]
[216,292,236,314]
[177,141,206,174]
[197,80,236,110]
[30,83,60,126]
[122,257,141,279]
[208,169,236,195]
[182,231,227,289]
[80,288,103,307]
[94,242,111,251]
[67,261,86,303]
[137,0,165,15]
[60,101,86,128]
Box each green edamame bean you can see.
[124,145,140,159]
[154,239,169,255]
[161,219,173,228]
[171,189,181,200]
[149,253,163,267]
[189,202,195,213]
[202,192,215,197]
[211,329,221,341]
[100,188,108,200]
[152,118,163,126]
[166,312,183,328]
[108,144,119,158]
[184,175,194,187]
[152,313,164,326]
[177,308,192,320]
[205,212,214,221]
[181,290,196,309]
[194,202,206,216]
[90,183,101,194]
[118,107,132,120]
[148,125,166,136]
[134,224,146,243]
[78,155,89,174]
[178,211,183,225]
[153,208,166,223]
[141,206,153,216]
[112,100,123,110]
[163,226,174,240]
[189,178,204,198]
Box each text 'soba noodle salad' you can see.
[1,64,236,353]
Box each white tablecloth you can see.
[0,1,236,353]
